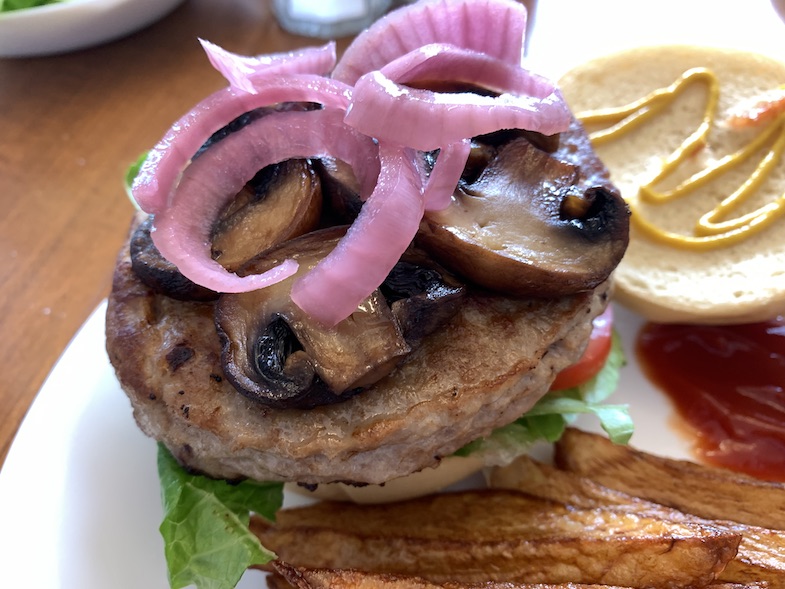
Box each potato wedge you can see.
[554,428,785,529]
[490,455,785,588]
[489,453,646,510]
[270,562,768,589]
[251,489,740,588]
[271,562,643,589]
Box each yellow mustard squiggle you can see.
[576,68,785,250]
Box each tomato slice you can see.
[549,305,614,391]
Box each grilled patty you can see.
[106,234,609,486]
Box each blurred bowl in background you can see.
[0,0,185,58]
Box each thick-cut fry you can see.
[251,489,740,589]
[270,563,768,589]
[271,562,640,589]
[554,428,785,530]
[489,453,648,510]
[490,455,785,589]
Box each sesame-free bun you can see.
[559,45,785,324]
[285,454,485,504]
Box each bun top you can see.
[559,45,785,324]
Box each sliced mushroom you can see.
[211,158,322,272]
[449,130,560,187]
[130,215,218,301]
[417,136,630,297]
[216,227,469,409]
[216,227,411,409]
[476,128,560,153]
[313,156,363,224]
[459,140,499,185]
[381,249,466,345]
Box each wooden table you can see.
[0,0,355,466]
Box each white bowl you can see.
[0,0,185,58]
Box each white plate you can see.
[0,0,184,58]
[0,299,691,589]
[525,0,784,79]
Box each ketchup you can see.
[637,316,785,481]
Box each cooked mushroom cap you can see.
[211,158,322,272]
[418,126,629,297]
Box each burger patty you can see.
[106,235,610,486]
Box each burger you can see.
[105,0,632,588]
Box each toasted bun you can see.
[285,454,485,504]
[559,45,785,324]
[106,217,610,487]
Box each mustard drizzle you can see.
[576,67,785,250]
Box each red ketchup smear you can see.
[636,316,785,481]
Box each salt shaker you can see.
[272,0,394,39]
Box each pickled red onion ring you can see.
[380,43,558,99]
[345,69,570,151]
[347,42,563,210]
[151,107,380,294]
[291,144,425,326]
[132,74,353,214]
[135,0,575,324]
[332,0,528,84]
[422,139,470,211]
[199,38,337,94]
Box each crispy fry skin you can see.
[554,428,785,530]
[489,454,645,510]
[271,562,649,589]
[490,454,785,588]
[270,564,767,589]
[251,490,740,588]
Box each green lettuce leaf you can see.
[457,329,632,458]
[0,0,62,12]
[157,445,284,589]
[124,151,148,210]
